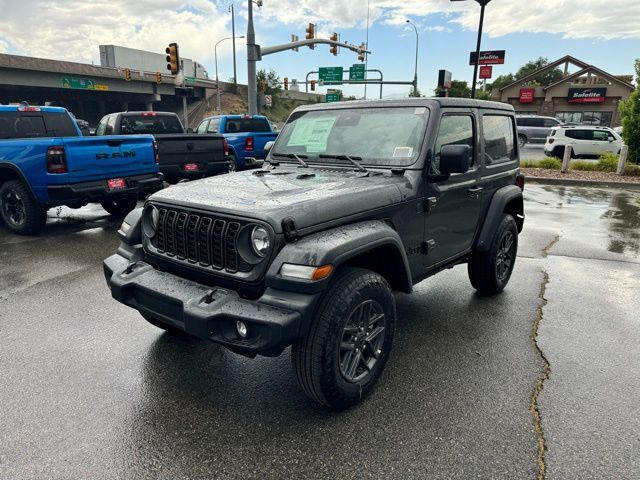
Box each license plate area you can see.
[107,178,127,190]
[184,163,199,172]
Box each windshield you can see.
[273,106,430,167]
[121,115,183,134]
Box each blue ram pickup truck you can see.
[0,105,163,235]
[195,115,278,171]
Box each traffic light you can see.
[291,34,299,52]
[329,32,338,56]
[124,68,132,81]
[156,72,162,84]
[357,42,366,62]
[305,23,315,50]
[165,42,180,75]
[310,80,316,92]
[284,77,289,91]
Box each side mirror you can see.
[264,141,275,153]
[609,136,615,142]
[439,145,472,175]
[186,127,194,133]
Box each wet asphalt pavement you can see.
[1,185,639,479]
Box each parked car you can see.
[96,111,228,183]
[0,105,163,235]
[75,119,91,136]
[196,114,278,171]
[516,115,563,147]
[104,98,525,409]
[544,125,624,158]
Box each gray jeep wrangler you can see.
[104,98,525,409]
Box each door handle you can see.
[467,187,484,198]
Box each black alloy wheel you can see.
[2,188,26,226]
[496,231,516,283]
[339,300,386,383]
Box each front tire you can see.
[100,197,138,217]
[0,180,47,235]
[292,267,396,410]
[518,134,527,148]
[468,214,518,296]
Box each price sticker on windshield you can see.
[393,147,414,158]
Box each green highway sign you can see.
[319,66,343,84]
[62,77,95,90]
[326,89,341,103]
[349,64,366,81]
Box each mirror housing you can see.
[439,145,472,175]
[264,141,275,153]
[186,127,195,133]
[608,136,615,142]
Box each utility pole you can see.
[246,0,258,115]
[230,4,237,85]
[181,60,188,129]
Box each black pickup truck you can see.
[96,111,228,183]
[104,98,525,409]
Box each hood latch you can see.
[282,217,300,242]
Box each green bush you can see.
[595,153,618,172]
[571,161,598,171]
[619,59,640,164]
[520,159,540,168]
[538,158,562,170]
[623,164,640,176]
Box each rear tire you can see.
[141,313,187,335]
[518,134,527,148]
[100,197,138,217]
[0,180,47,235]
[228,155,238,172]
[291,267,396,410]
[468,214,518,296]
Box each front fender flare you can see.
[265,220,412,294]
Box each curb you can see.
[525,176,640,191]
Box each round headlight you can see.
[142,205,159,238]
[250,225,270,257]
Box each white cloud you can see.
[0,0,230,64]
[256,0,640,40]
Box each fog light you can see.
[236,320,248,338]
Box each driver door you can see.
[423,110,484,268]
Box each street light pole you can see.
[451,0,491,99]
[215,35,245,111]
[230,4,237,85]
[406,19,419,96]
[246,0,258,115]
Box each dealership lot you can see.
[1,184,639,479]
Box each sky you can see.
[0,0,639,98]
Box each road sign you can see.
[62,77,95,90]
[479,65,493,79]
[437,70,452,89]
[349,64,366,81]
[469,50,506,66]
[319,66,343,84]
[264,95,272,107]
[326,89,341,103]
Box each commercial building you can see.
[493,56,634,127]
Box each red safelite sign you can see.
[479,66,493,79]
[519,88,535,104]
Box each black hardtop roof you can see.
[292,97,514,113]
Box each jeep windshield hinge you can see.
[282,217,300,242]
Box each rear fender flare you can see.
[0,163,37,201]
[475,185,524,252]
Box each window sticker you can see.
[414,107,426,115]
[288,117,336,152]
[393,147,414,158]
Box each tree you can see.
[619,59,640,164]
[409,85,422,97]
[448,80,471,98]
[515,57,563,87]
[256,69,282,96]
[489,73,515,91]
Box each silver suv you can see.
[516,115,563,147]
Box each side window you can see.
[531,118,545,128]
[95,117,107,136]
[483,115,516,164]
[196,120,208,134]
[517,118,531,127]
[431,114,474,175]
[543,118,559,128]
[565,129,591,141]
[105,116,116,135]
[592,131,610,142]
[208,119,220,133]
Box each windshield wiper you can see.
[271,152,309,168]
[319,154,367,173]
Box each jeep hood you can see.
[149,167,407,233]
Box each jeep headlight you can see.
[250,225,270,257]
[142,204,160,238]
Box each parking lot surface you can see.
[1,184,639,479]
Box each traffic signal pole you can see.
[246,0,258,115]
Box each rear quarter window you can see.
[482,115,517,164]
[0,112,77,138]
[565,129,592,140]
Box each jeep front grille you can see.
[150,207,251,274]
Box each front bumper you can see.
[104,253,313,357]
[47,173,163,206]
